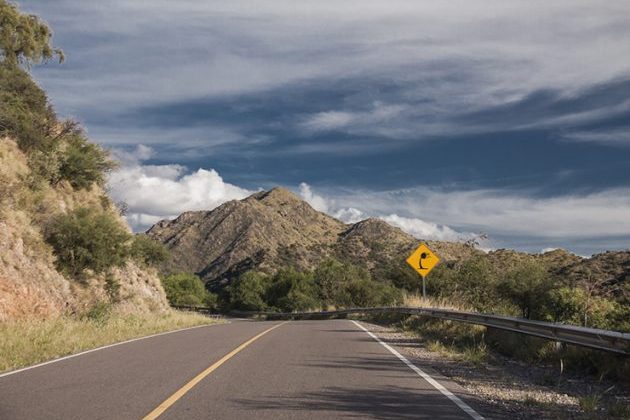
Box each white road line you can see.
[0,322,222,379]
[351,320,485,420]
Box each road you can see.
[0,320,485,419]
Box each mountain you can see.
[147,187,480,289]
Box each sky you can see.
[19,0,630,255]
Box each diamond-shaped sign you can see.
[406,243,440,278]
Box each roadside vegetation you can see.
[225,258,401,312]
[161,272,218,308]
[0,309,219,373]
[0,1,208,369]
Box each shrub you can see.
[58,134,116,189]
[0,62,54,151]
[228,271,271,311]
[267,268,320,312]
[130,234,169,267]
[45,208,131,278]
[162,272,217,308]
[497,259,553,319]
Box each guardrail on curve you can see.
[171,305,630,355]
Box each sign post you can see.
[405,243,440,298]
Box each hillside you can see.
[0,22,169,321]
[0,139,168,321]
[147,187,481,288]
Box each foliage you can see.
[58,133,116,189]
[45,208,131,278]
[0,0,64,66]
[426,257,499,312]
[228,271,272,311]
[162,273,218,308]
[129,234,169,267]
[0,62,54,151]
[227,259,401,312]
[266,268,320,312]
[545,286,620,329]
[497,259,553,319]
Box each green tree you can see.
[434,257,498,311]
[0,0,64,66]
[58,133,116,189]
[130,234,169,267]
[267,268,320,312]
[497,259,553,319]
[162,272,217,307]
[0,62,55,151]
[228,271,271,311]
[45,208,131,278]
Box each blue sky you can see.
[20,0,630,255]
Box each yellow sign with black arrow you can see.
[406,243,440,297]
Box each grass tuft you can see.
[0,310,220,373]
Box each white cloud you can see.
[329,187,630,239]
[298,182,329,213]
[379,214,469,242]
[108,145,252,231]
[562,128,630,146]
[26,0,630,140]
[540,247,559,254]
[301,102,407,135]
[334,207,366,224]
[298,183,471,241]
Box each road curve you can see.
[0,319,485,419]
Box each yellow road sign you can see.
[406,243,440,278]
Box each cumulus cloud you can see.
[298,183,471,241]
[108,145,252,231]
[329,187,630,239]
[334,207,366,224]
[379,214,469,242]
[298,182,329,213]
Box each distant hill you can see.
[148,187,629,305]
[147,187,481,289]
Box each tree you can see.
[0,0,64,66]
[267,268,320,312]
[58,133,116,189]
[228,271,271,311]
[161,272,217,307]
[497,259,552,319]
[130,234,169,266]
[45,208,131,278]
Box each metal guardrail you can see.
[172,305,630,355]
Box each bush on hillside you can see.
[45,207,131,278]
[58,133,116,189]
[161,273,217,308]
[130,234,170,266]
[0,62,54,151]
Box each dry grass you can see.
[0,310,221,373]
[401,293,474,312]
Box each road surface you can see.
[0,320,485,419]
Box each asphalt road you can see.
[0,320,485,419]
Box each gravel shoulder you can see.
[358,321,629,419]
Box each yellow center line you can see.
[143,321,288,420]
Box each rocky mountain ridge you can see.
[148,187,629,300]
[147,187,480,288]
